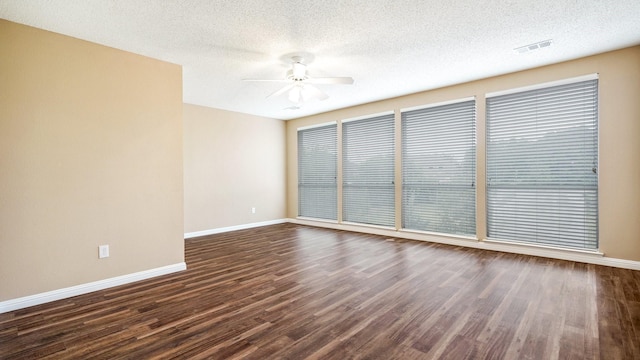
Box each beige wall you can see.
[0,20,184,301]
[183,104,286,233]
[286,46,640,262]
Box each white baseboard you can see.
[5,218,637,314]
[288,218,640,271]
[184,219,288,239]
[0,262,186,314]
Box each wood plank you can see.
[1,223,638,359]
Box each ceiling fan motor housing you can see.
[289,59,307,81]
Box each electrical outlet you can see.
[99,245,109,259]
[251,207,256,214]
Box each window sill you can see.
[296,216,338,224]
[400,228,478,242]
[483,237,603,257]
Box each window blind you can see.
[343,113,395,227]
[401,99,476,235]
[486,79,598,249]
[298,124,337,220]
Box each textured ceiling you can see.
[2,0,640,120]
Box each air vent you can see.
[514,39,553,54]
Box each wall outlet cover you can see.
[99,245,109,259]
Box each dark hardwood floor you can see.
[1,223,639,359]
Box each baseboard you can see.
[0,262,186,314]
[288,218,640,271]
[6,218,634,314]
[184,219,288,239]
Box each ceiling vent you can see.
[514,39,553,54]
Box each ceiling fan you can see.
[244,56,354,104]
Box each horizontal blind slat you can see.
[298,124,337,220]
[343,113,395,226]
[486,79,598,249]
[402,99,476,236]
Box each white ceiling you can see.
[2,1,640,120]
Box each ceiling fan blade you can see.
[267,83,296,99]
[243,78,290,83]
[302,84,329,102]
[305,77,354,85]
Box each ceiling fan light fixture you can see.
[288,85,303,103]
[300,85,315,103]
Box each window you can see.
[298,123,337,220]
[486,77,598,249]
[342,113,395,227]
[402,99,476,235]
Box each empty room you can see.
[1,1,639,359]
